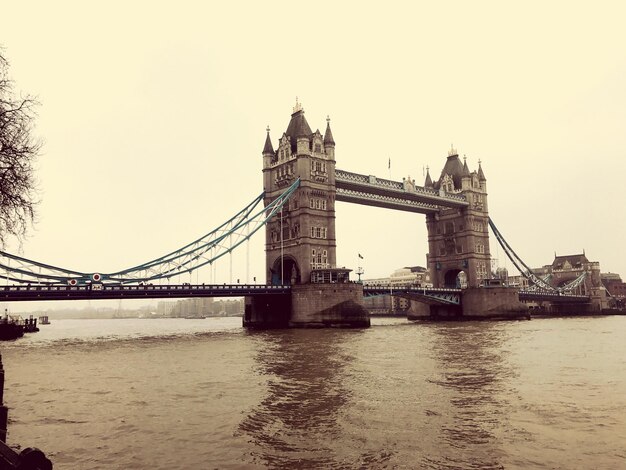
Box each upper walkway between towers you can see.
[335,169,469,214]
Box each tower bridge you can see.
[0,101,610,326]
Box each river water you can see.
[1,316,625,469]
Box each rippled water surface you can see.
[2,316,625,469]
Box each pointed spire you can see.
[462,155,470,176]
[477,159,486,180]
[293,96,302,113]
[448,144,458,157]
[262,125,274,155]
[438,146,464,189]
[424,166,433,187]
[324,115,335,146]
[285,104,312,138]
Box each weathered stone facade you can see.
[262,101,337,285]
[425,148,491,288]
[290,284,369,327]
[248,102,369,329]
[601,273,626,307]
[532,253,609,310]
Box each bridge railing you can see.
[363,285,462,294]
[335,169,468,202]
[0,284,291,293]
[0,283,295,302]
[336,188,440,212]
[518,290,590,300]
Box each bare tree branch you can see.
[0,48,41,246]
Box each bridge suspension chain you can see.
[489,218,589,294]
[524,273,552,292]
[488,218,558,292]
[559,271,587,293]
[0,178,300,285]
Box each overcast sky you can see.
[2,1,626,311]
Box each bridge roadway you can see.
[363,286,462,305]
[0,284,291,302]
[0,283,463,303]
[0,284,591,304]
[518,290,590,303]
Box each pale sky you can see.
[2,1,626,311]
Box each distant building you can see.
[495,267,508,281]
[362,266,431,288]
[506,253,609,310]
[505,252,602,295]
[490,253,611,296]
[362,277,391,287]
[601,273,626,306]
[546,253,602,295]
[155,297,243,317]
[507,275,530,289]
[362,266,432,314]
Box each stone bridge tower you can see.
[424,148,491,288]
[248,102,368,328]
[262,101,337,285]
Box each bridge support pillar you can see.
[461,287,529,320]
[290,284,370,328]
[548,302,592,315]
[244,294,292,329]
[406,301,462,320]
[590,287,610,312]
[244,284,370,328]
[407,287,529,320]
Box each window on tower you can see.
[310,226,328,239]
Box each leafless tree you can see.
[0,50,40,246]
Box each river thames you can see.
[2,316,625,469]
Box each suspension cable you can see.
[488,218,557,292]
[0,179,300,285]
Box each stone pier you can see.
[244,293,292,329]
[244,283,370,329]
[406,301,462,320]
[461,287,529,319]
[290,283,369,328]
[407,287,529,320]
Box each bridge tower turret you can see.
[426,148,492,288]
[261,101,337,285]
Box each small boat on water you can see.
[39,315,51,325]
